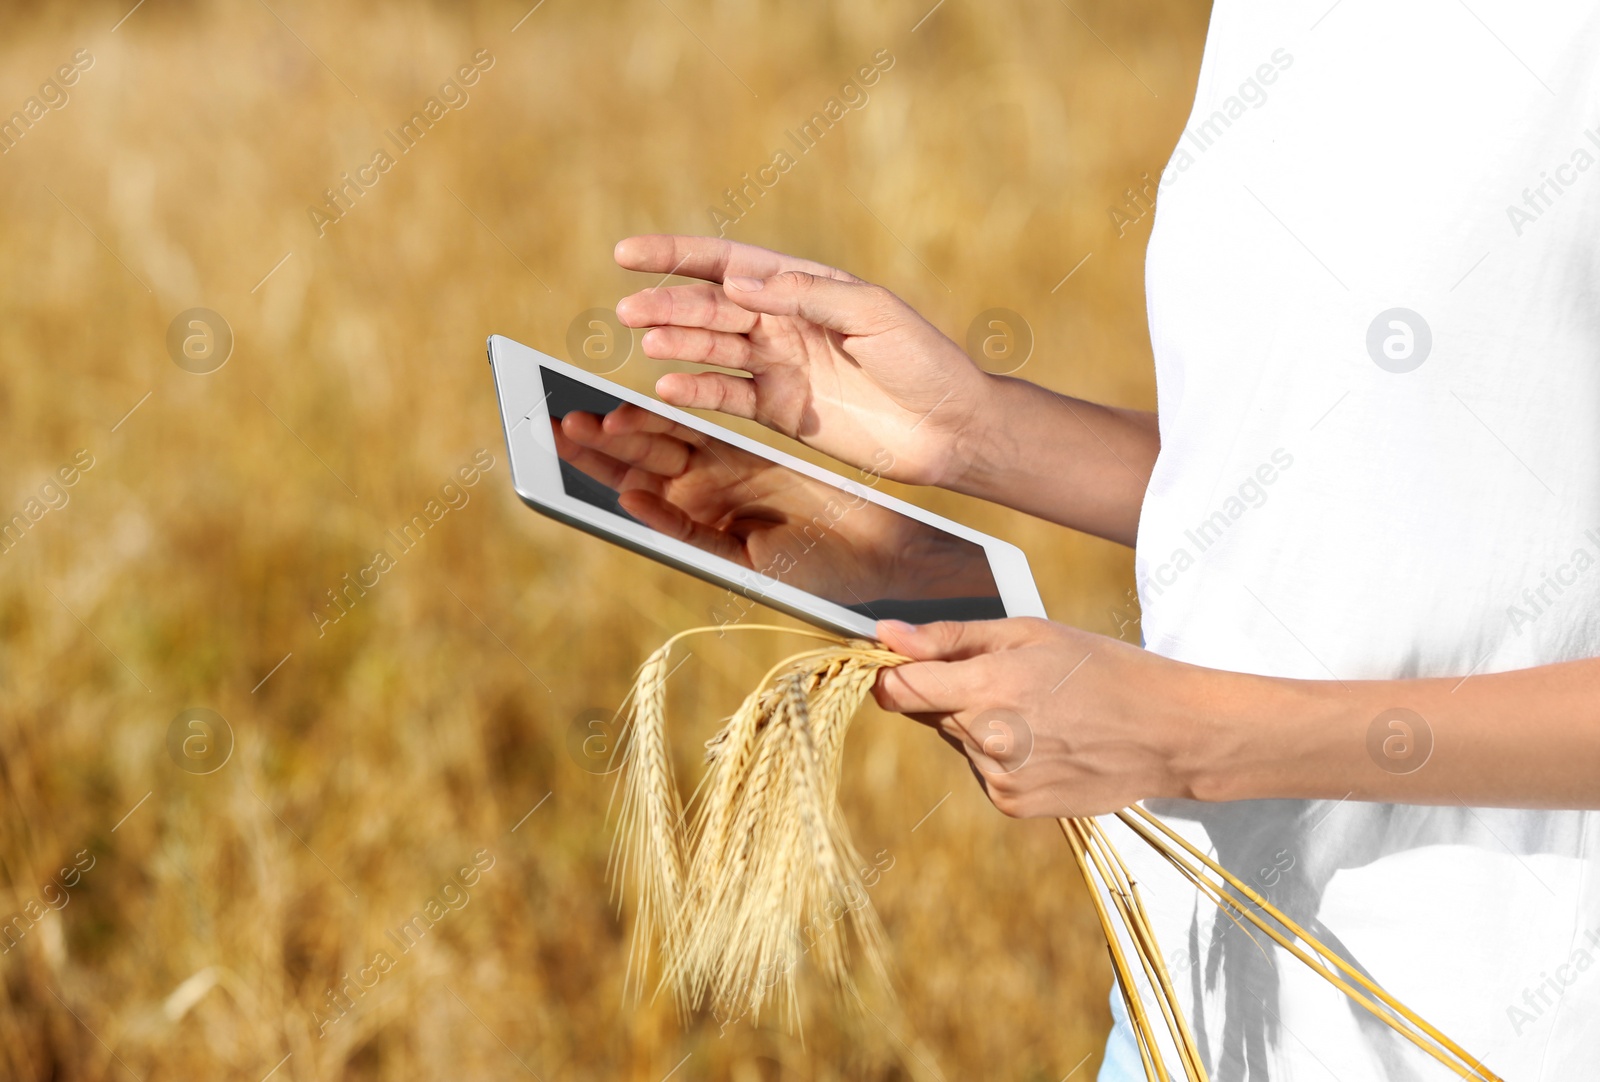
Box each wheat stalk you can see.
[609,626,1505,1082]
[607,641,689,1010]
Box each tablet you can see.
[486,334,1045,639]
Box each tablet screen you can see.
[541,365,1005,624]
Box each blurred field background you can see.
[0,0,1208,1078]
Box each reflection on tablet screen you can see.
[541,366,1005,623]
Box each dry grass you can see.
[0,0,1212,1078]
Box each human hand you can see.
[871,618,1212,818]
[613,235,995,488]
[552,404,996,604]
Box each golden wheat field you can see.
[0,1,1209,1078]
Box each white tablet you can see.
[486,334,1045,639]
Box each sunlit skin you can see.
[615,233,1600,818]
[551,403,997,603]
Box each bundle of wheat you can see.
[609,625,897,1025]
[610,626,1505,1081]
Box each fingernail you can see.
[880,619,915,636]
[724,275,764,292]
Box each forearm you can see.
[1186,655,1600,810]
[949,376,1160,546]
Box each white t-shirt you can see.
[1112,2,1600,1078]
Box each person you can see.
[608,4,1600,1076]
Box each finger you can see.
[601,404,769,480]
[562,410,692,479]
[875,617,1045,662]
[655,372,759,418]
[550,416,631,489]
[615,488,690,533]
[598,402,712,445]
[617,490,748,565]
[616,283,759,334]
[640,326,759,371]
[596,402,685,435]
[614,235,857,285]
[871,659,971,715]
[721,271,899,337]
[896,709,977,751]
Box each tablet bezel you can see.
[486,333,1046,639]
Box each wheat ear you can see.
[609,625,1505,1082]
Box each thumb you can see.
[722,270,898,336]
[875,618,1035,662]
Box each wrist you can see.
[939,373,1029,495]
[1162,663,1352,805]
